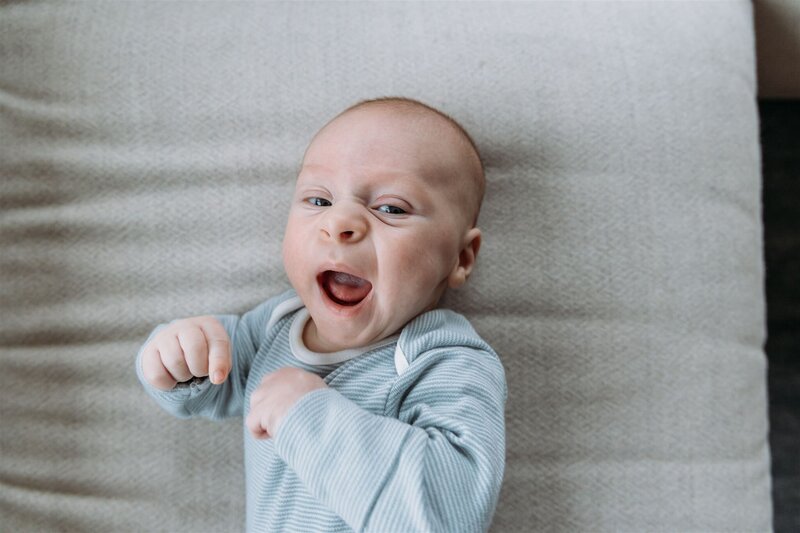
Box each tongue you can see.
[325,271,372,305]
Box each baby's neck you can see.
[302,315,401,354]
[302,318,337,353]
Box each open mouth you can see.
[319,270,372,307]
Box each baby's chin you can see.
[303,313,376,353]
[306,312,403,353]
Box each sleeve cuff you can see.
[272,387,332,449]
[134,324,214,417]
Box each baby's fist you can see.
[246,368,327,439]
[140,316,231,391]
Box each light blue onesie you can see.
[136,289,507,533]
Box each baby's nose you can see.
[321,205,367,243]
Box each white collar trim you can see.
[289,307,399,366]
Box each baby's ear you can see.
[448,227,482,289]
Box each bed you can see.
[0,2,771,531]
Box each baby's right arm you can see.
[136,313,247,420]
[140,316,232,391]
[135,293,293,420]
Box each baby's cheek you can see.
[396,239,450,288]
[283,218,307,258]
[282,225,309,287]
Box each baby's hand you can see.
[140,316,232,391]
[246,368,327,439]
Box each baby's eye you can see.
[376,204,407,215]
[307,197,332,207]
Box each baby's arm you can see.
[135,298,278,420]
[271,348,507,533]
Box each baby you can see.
[136,97,507,533]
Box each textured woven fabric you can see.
[0,1,770,531]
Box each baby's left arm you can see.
[270,348,507,533]
[245,367,328,439]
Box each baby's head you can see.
[282,97,485,352]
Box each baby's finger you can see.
[141,343,178,391]
[178,326,209,378]
[158,334,193,383]
[200,319,231,384]
[245,403,270,440]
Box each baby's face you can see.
[282,106,481,352]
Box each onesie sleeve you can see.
[273,347,507,533]
[135,294,287,420]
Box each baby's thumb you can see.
[201,320,232,384]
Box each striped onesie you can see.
[136,289,507,532]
